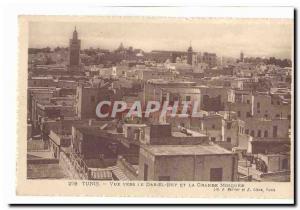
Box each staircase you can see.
[111,166,130,181]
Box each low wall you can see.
[27,158,58,164]
[261,170,290,182]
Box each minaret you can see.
[240,51,244,63]
[118,42,124,51]
[73,26,78,40]
[68,26,81,70]
[187,41,193,65]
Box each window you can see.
[212,124,215,129]
[210,168,223,181]
[250,130,255,137]
[227,122,232,129]
[273,126,278,138]
[237,111,241,117]
[246,112,251,118]
[211,137,216,142]
[245,129,249,134]
[226,137,231,143]
[239,126,244,134]
[186,96,191,101]
[257,130,261,137]
[247,100,250,104]
[158,176,170,181]
[257,102,260,109]
[264,130,268,137]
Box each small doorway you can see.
[144,164,148,181]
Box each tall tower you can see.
[69,27,81,70]
[240,51,244,63]
[187,41,193,65]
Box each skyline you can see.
[28,18,293,59]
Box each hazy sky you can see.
[28,18,293,59]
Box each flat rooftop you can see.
[142,144,232,156]
[27,163,68,179]
[172,131,207,138]
[123,124,147,128]
[30,76,53,80]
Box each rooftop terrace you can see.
[142,144,232,156]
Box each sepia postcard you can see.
[16,11,294,204]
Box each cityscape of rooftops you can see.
[27,19,293,183]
